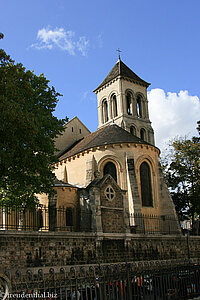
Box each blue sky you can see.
[1,0,200,151]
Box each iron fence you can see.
[1,260,200,299]
[0,205,91,232]
[0,204,190,235]
[129,213,180,235]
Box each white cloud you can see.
[148,88,200,153]
[76,36,89,56]
[30,27,89,56]
[97,33,103,48]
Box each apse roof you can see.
[58,124,152,160]
[94,59,150,92]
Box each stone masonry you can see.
[0,231,199,271]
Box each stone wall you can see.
[0,232,96,270]
[101,210,124,233]
[0,231,200,271]
[101,236,200,263]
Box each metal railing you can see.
[1,260,200,299]
[129,213,180,235]
[0,204,91,232]
[0,204,182,234]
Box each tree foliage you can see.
[0,34,67,206]
[162,123,200,226]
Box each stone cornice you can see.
[54,143,160,166]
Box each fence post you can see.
[0,207,5,230]
[48,205,57,231]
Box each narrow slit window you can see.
[103,100,109,123]
[130,126,136,135]
[140,128,146,141]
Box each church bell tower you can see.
[93,57,155,145]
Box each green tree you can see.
[0,34,67,206]
[197,120,200,134]
[163,123,200,229]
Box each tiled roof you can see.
[58,124,151,160]
[94,59,150,91]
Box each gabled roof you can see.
[58,124,152,160]
[94,59,150,92]
[54,116,91,156]
[62,116,91,133]
[86,174,123,191]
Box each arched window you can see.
[140,128,146,141]
[103,162,117,182]
[126,92,132,115]
[111,94,118,118]
[137,96,142,118]
[66,208,73,226]
[130,126,136,135]
[102,99,109,123]
[140,162,153,207]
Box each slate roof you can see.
[54,178,78,188]
[58,124,152,161]
[94,59,150,92]
[56,138,84,159]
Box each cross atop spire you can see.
[116,48,122,60]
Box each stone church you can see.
[39,57,179,237]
